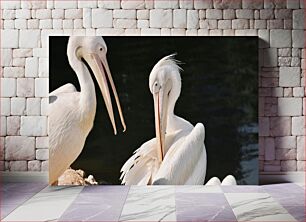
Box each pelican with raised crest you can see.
[49,36,126,185]
[120,54,207,185]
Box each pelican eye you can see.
[99,47,103,51]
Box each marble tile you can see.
[222,185,264,193]
[1,182,46,193]
[59,186,129,221]
[176,193,236,221]
[3,186,83,221]
[283,205,305,222]
[262,183,304,193]
[270,192,305,206]
[1,205,18,219]
[176,185,222,193]
[225,193,297,221]
[119,186,176,222]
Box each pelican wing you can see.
[153,123,207,185]
[120,138,159,185]
[50,83,77,96]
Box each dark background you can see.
[50,37,258,185]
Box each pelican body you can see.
[49,37,125,185]
[120,55,207,185]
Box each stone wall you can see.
[0,0,305,174]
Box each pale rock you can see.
[223,9,235,19]
[35,78,49,97]
[264,137,275,160]
[13,49,32,57]
[206,9,222,19]
[47,0,53,9]
[2,1,20,9]
[292,30,305,48]
[275,136,297,149]
[279,67,300,87]
[63,19,74,29]
[28,160,41,171]
[65,9,82,19]
[291,57,300,67]
[1,117,7,136]
[276,149,296,160]
[137,10,149,19]
[270,29,291,48]
[293,9,305,29]
[137,20,149,28]
[53,19,63,29]
[232,19,249,29]
[195,0,212,9]
[26,98,40,116]
[1,98,10,116]
[21,1,46,9]
[281,160,297,171]
[287,0,300,8]
[125,29,141,36]
[1,78,16,97]
[179,0,193,8]
[78,0,97,8]
[259,117,269,136]
[98,0,120,9]
[41,160,49,171]
[113,9,136,19]
[20,116,48,136]
[173,9,187,28]
[114,19,137,28]
[154,0,178,9]
[52,9,64,19]
[264,165,281,172]
[292,116,305,135]
[200,20,217,29]
[161,28,171,36]
[92,9,113,28]
[145,0,154,9]
[96,28,124,36]
[218,20,231,29]
[210,29,223,36]
[236,9,254,19]
[272,87,283,97]
[40,98,48,116]
[11,98,26,115]
[297,161,305,171]
[150,9,172,28]
[270,117,291,136]
[275,9,292,19]
[86,29,97,36]
[284,87,293,97]
[186,29,198,36]
[17,78,34,97]
[4,20,15,29]
[255,20,267,29]
[36,137,48,149]
[297,136,305,160]
[300,0,305,8]
[39,19,52,29]
[293,87,304,97]
[83,8,91,28]
[28,19,39,29]
[140,28,161,36]
[284,19,292,29]
[3,10,16,19]
[15,19,27,29]
[278,98,302,116]
[258,29,269,48]
[5,136,35,160]
[213,0,241,9]
[54,1,77,9]
[242,0,263,9]
[3,67,24,78]
[121,0,145,9]
[199,10,205,19]
[35,9,51,19]
[187,10,199,29]
[171,29,186,36]
[1,30,18,48]
[9,161,27,171]
[278,57,291,67]
[13,58,25,67]
[278,48,291,57]
[73,29,86,36]
[39,58,48,77]
[36,149,49,160]
[7,116,20,136]
[19,30,40,48]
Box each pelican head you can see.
[149,54,182,162]
[67,36,126,135]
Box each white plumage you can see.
[120,54,207,185]
[49,37,125,184]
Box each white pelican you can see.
[120,54,207,185]
[49,36,126,185]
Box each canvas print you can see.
[49,36,258,185]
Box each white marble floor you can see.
[1,183,305,222]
